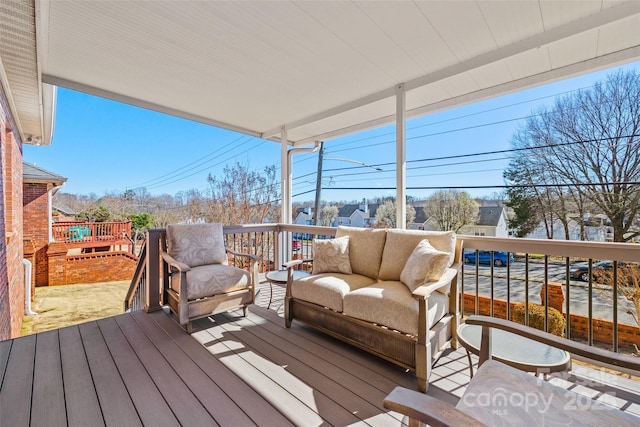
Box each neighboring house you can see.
[526,214,615,242]
[293,207,314,225]
[410,206,509,237]
[22,162,67,287]
[461,206,510,238]
[334,202,378,228]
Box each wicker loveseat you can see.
[284,226,462,392]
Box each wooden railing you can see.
[52,220,132,248]
[460,235,640,353]
[125,224,640,355]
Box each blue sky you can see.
[24,60,640,204]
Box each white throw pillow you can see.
[400,239,450,292]
[312,236,352,274]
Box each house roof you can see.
[477,206,505,227]
[3,1,640,148]
[23,161,67,186]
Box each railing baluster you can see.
[613,260,619,353]
[525,254,529,327]
[565,257,571,339]
[506,252,511,321]
[588,259,594,346]
[490,251,494,318]
[475,249,479,315]
[544,255,549,332]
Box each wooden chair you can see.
[161,222,258,333]
[384,315,640,427]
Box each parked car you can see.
[292,238,302,251]
[569,260,639,282]
[463,250,514,267]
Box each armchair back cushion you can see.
[378,229,456,281]
[166,222,228,267]
[335,226,387,279]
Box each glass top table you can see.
[457,323,571,377]
[265,270,309,309]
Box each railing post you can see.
[145,229,163,313]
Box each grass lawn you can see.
[21,280,131,336]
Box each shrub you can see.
[511,303,566,337]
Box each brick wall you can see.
[0,95,24,338]
[23,182,50,286]
[462,292,640,352]
[0,101,11,340]
[56,251,138,285]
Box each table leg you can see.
[465,349,474,379]
[268,280,273,309]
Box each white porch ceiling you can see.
[4,1,640,147]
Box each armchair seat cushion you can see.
[174,264,251,300]
[291,273,376,312]
[343,281,449,336]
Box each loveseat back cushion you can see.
[172,264,250,300]
[378,229,456,281]
[342,281,449,337]
[291,273,376,312]
[312,236,352,274]
[335,226,387,279]
[166,222,228,267]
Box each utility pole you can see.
[313,141,324,226]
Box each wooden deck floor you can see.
[2,280,640,426]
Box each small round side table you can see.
[265,270,310,309]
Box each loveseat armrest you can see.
[384,386,486,427]
[161,251,191,272]
[411,267,458,300]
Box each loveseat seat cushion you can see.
[291,273,376,312]
[378,229,456,282]
[174,264,251,301]
[335,226,387,279]
[342,281,449,337]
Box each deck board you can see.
[78,321,143,427]
[130,310,257,426]
[213,316,368,426]
[0,339,12,392]
[148,310,293,427]
[4,286,639,426]
[221,311,402,426]
[112,314,218,426]
[31,330,66,427]
[0,334,35,427]
[58,326,105,427]
[191,315,327,426]
[96,317,179,426]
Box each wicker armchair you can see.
[161,222,258,333]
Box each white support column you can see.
[280,126,291,224]
[396,83,406,229]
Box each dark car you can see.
[463,250,514,267]
[569,260,638,282]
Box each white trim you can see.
[42,74,289,145]
[396,83,406,229]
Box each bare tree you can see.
[319,205,339,227]
[507,69,640,242]
[207,162,279,225]
[423,190,479,233]
[375,199,416,228]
